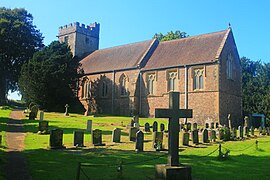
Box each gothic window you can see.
[193,69,204,90]
[168,71,178,91]
[101,81,108,97]
[227,53,233,80]
[120,74,128,96]
[82,80,91,99]
[147,73,156,95]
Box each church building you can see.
[58,22,242,126]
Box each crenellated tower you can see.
[58,22,100,58]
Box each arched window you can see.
[147,73,155,95]
[168,71,178,91]
[120,74,128,96]
[193,69,204,90]
[82,80,91,99]
[227,53,233,79]
[101,81,108,97]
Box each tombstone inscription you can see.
[129,127,139,142]
[155,92,192,179]
[50,129,65,149]
[112,128,121,143]
[92,129,105,146]
[74,131,84,147]
[38,121,49,134]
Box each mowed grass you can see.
[18,111,270,179]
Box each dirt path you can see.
[5,109,32,180]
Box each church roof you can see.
[142,29,229,70]
[80,39,156,74]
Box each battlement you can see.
[58,21,100,37]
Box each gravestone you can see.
[129,127,139,142]
[49,129,65,149]
[153,132,164,150]
[160,123,165,132]
[133,115,139,124]
[205,123,209,129]
[74,131,84,147]
[112,128,121,143]
[29,105,39,120]
[202,129,209,143]
[218,128,225,140]
[224,127,231,141]
[153,121,158,132]
[244,116,249,127]
[144,123,150,132]
[64,104,69,116]
[250,126,254,136]
[228,114,232,129]
[238,126,243,139]
[210,129,216,142]
[38,121,49,134]
[39,111,44,121]
[210,122,215,129]
[191,129,199,144]
[243,126,249,137]
[92,129,105,146]
[187,123,192,131]
[135,130,144,152]
[192,123,198,130]
[231,128,236,140]
[87,120,92,133]
[155,92,192,180]
[182,132,190,146]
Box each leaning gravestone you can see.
[50,129,65,149]
[192,129,199,144]
[92,129,105,146]
[160,123,165,132]
[187,123,192,131]
[74,131,84,147]
[144,123,150,132]
[153,131,164,150]
[39,111,44,121]
[135,130,144,152]
[87,120,92,133]
[112,128,121,143]
[153,121,158,132]
[202,129,209,143]
[129,127,139,142]
[38,121,49,134]
[182,132,190,146]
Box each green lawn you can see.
[5,110,270,179]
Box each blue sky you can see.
[1,0,270,99]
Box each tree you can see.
[19,41,83,112]
[0,7,43,104]
[153,30,188,42]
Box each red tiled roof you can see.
[80,39,155,74]
[142,29,229,70]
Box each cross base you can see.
[155,164,192,180]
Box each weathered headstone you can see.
[182,132,190,146]
[153,132,164,150]
[250,126,254,136]
[210,122,215,129]
[205,123,209,129]
[50,129,65,149]
[155,92,193,180]
[187,123,192,131]
[192,123,198,130]
[228,114,232,129]
[129,127,139,142]
[218,128,225,140]
[238,126,243,139]
[112,128,121,143]
[38,121,49,133]
[74,131,84,147]
[202,129,209,143]
[152,121,158,132]
[224,127,231,141]
[135,130,144,152]
[87,120,92,133]
[92,129,105,146]
[144,122,150,132]
[243,126,249,137]
[191,129,199,144]
[215,122,219,129]
[29,105,39,120]
[210,129,216,142]
[39,111,44,121]
[231,128,236,140]
[160,123,165,132]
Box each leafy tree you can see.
[19,41,83,112]
[241,57,270,121]
[0,7,43,104]
[153,30,188,42]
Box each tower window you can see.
[64,36,69,43]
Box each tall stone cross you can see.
[155,92,192,166]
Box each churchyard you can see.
[1,107,270,179]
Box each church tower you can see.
[58,22,100,58]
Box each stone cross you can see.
[155,92,192,166]
[64,104,69,116]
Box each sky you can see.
[1,0,270,99]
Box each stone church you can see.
[58,21,242,126]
